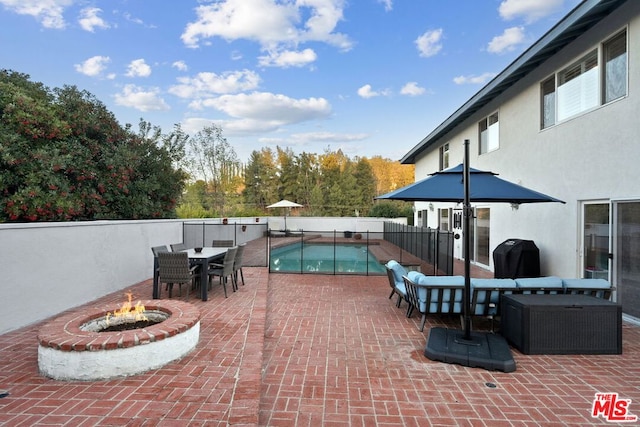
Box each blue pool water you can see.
[270,242,386,274]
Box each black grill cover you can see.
[493,239,540,279]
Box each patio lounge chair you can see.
[385,260,408,308]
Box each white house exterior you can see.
[400,0,640,319]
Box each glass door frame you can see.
[579,200,611,281]
[611,198,640,308]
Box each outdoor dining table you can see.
[153,247,229,301]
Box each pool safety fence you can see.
[267,230,385,275]
[383,222,454,276]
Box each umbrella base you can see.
[424,327,516,372]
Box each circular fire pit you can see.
[38,299,200,381]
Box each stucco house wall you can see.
[410,1,640,279]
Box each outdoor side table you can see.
[500,294,622,355]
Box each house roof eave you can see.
[401,0,629,165]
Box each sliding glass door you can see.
[614,201,640,319]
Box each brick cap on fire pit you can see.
[38,299,200,352]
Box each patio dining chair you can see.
[151,245,169,256]
[233,243,246,288]
[208,246,238,298]
[151,245,170,292]
[170,242,186,252]
[157,252,199,299]
[211,239,234,247]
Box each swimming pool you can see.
[269,242,386,274]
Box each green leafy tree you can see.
[0,70,185,221]
[276,146,298,202]
[295,151,319,208]
[352,157,377,215]
[243,148,278,210]
[176,180,213,218]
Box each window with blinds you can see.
[540,28,627,129]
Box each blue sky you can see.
[0,0,581,163]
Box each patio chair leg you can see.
[406,305,413,318]
[389,289,395,299]
[221,277,228,298]
[419,315,426,332]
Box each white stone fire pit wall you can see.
[37,300,200,381]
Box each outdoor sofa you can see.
[385,261,613,332]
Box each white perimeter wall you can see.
[0,216,395,334]
[0,220,183,335]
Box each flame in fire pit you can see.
[105,292,148,326]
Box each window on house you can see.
[479,111,499,154]
[541,29,627,129]
[603,30,627,103]
[557,50,598,121]
[439,143,449,170]
[438,208,450,231]
[541,77,556,128]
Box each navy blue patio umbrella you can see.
[378,164,565,204]
[377,140,565,372]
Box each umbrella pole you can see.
[463,139,472,340]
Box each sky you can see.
[0,0,582,163]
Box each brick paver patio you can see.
[1,266,639,426]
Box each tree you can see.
[242,148,278,210]
[369,200,413,218]
[352,157,377,215]
[368,155,415,195]
[0,70,185,221]
[187,124,242,216]
[295,151,319,208]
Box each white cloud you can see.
[499,0,565,24]
[196,92,331,123]
[260,131,368,148]
[122,12,155,28]
[182,117,280,136]
[181,92,332,137]
[181,0,352,57]
[74,55,111,77]
[78,7,109,32]
[415,28,443,58]
[172,61,188,72]
[169,70,261,99]
[125,59,152,77]
[114,84,169,112]
[0,0,73,29]
[258,48,317,68]
[378,0,392,12]
[357,84,391,99]
[453,72,497,85]
[487,26,525,54]
[400,82,426,96]
[291,131,368,143]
